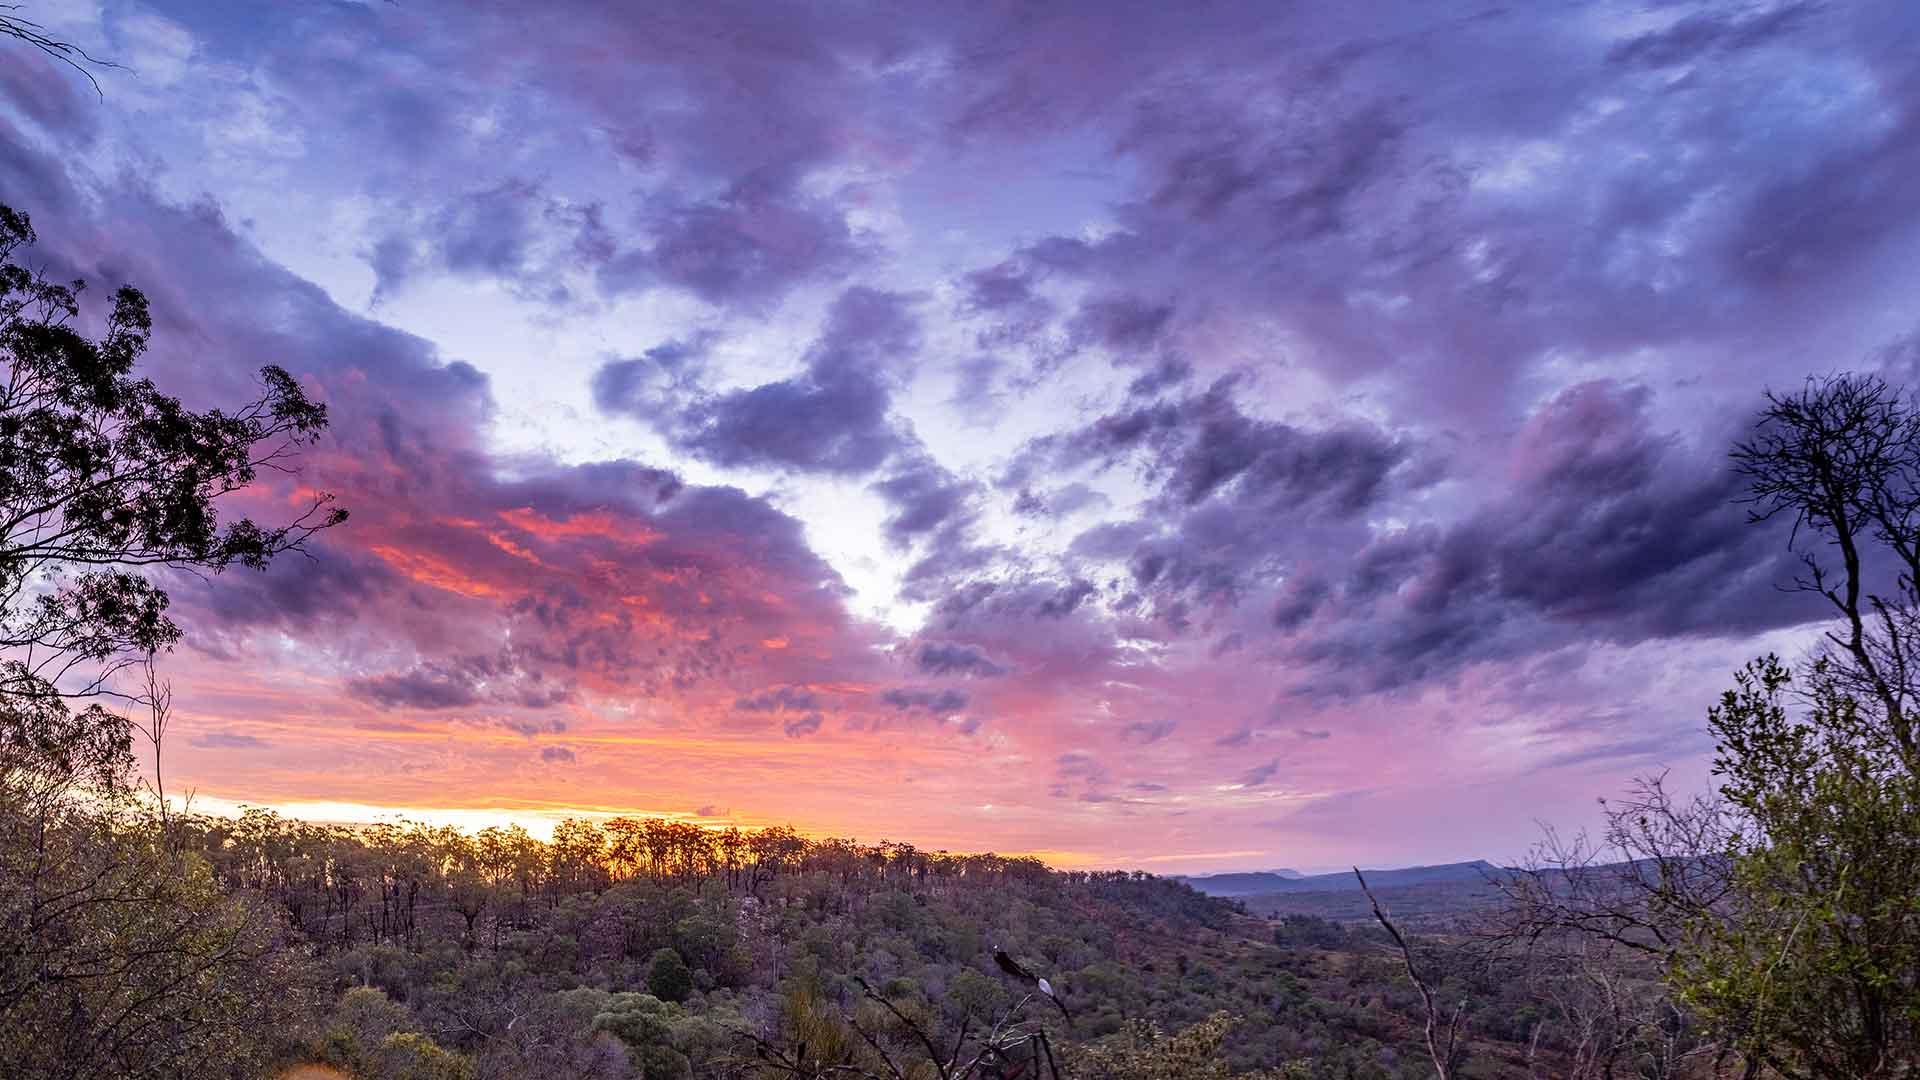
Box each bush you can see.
[646,947,693,1004]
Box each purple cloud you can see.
[4,0,1915,867]
[1238,759,1281,788]
[914,642,1006,678]
[189,732,271,750]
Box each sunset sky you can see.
[4,0,1916,872]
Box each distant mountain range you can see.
[1174,860,1502,898]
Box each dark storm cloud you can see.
[879,687,968,716]
[1016,378,1412,624]
[961,257,1041,312]
[1271,577,1331,632]
[735,686,822,713]
[1022,377,1408,515]
[914,642,1006,678]
[596,288,920,476]
[866,451,1006,606]
[150,1,898,310]
[1289,381,1815,695]
[598,177,864,306]
[348,654,572,711]
[184,545,394,644]
[1067,294,1175,354]
[873,456,973,545]
[944,1,1920,453]
[590,338,714,423]
[1038,580,1098,619]
[695,370,892,474]
[1127,357,1192,398]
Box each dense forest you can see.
[19,803,1555,1080]
[3,20,1920,1073]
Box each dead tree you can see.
[746,976,1063,1080]
[1355,867,1465,1080]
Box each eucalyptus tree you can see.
[0,201,344,1077]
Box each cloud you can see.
[368,178,596,304]
[1608,3,1819,69]
[540,745,577,763]
[600,177,863,306]
[1020,376,1408,515]
[189,731,270,750]
[873,456,974,546]
[1119,718,1178,743]
[494,716,568,738]
[879,687,968,716]
[913,642,1006,678]
[735,686,822,713]
[599,289,920,477]
[4,0,1912,867]
[1048,750,1119,802]
[347,654,571,711]
[782,711,824,738]
[1288,380,1812,695]
[589,337,715,424]
[1238,759,1280,787]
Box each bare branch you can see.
[1358,866,1464,1080]
[0,7,119,96]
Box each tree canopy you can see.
[0,204,344,700]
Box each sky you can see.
[3,0,1917,873]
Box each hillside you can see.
[1181,861,1501,896]
[147,811,1602,1079]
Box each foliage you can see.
[374,1032,478,1080]
[0,203,344,701]
[1497,372,1920,1078]
[1071,1013,1311,1080]
[649,947,695,1004]
[0,691,315,1078]
[0,200,341,1078]
[1670,658,1920,1077]
[596,992,692,1080]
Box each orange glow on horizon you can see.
[169,792,1126,869]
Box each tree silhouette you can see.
[0,203,346,702]
[0,5,116,94]
[0,200,345,1077]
